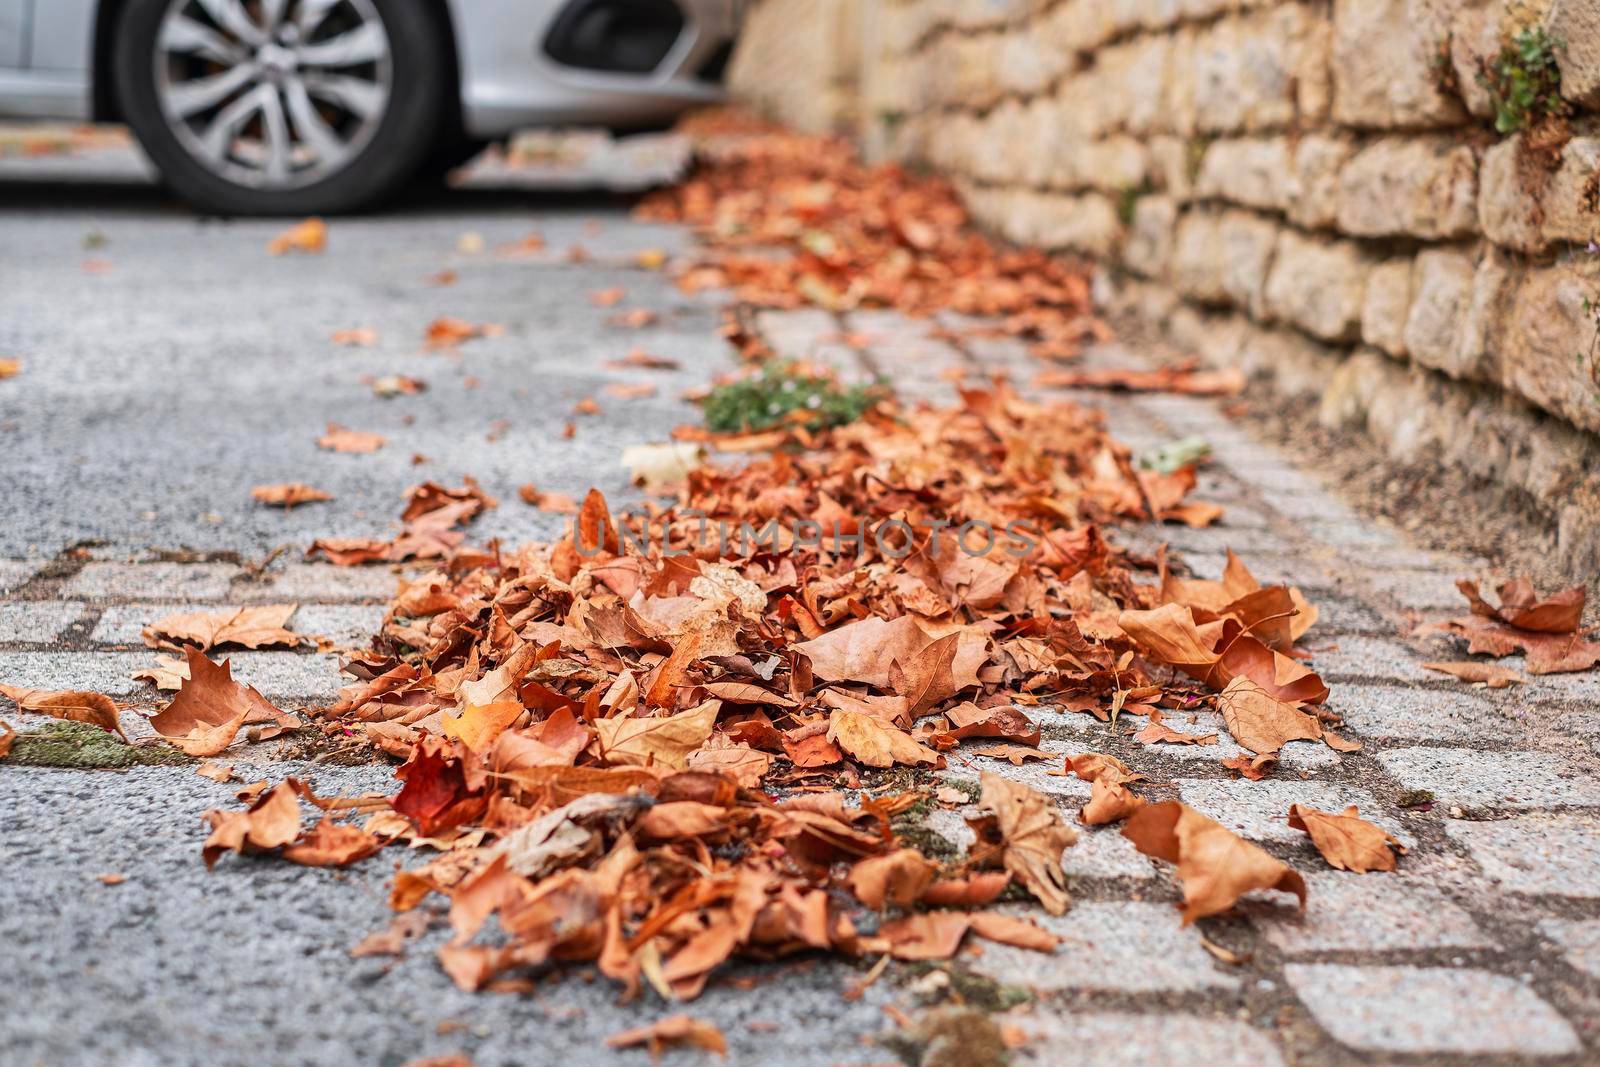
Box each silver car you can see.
[0,0,740,213]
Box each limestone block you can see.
[1195,137,1292,212]
[1503,257,1600,433]
[1125,195,1179,278]
[1171,209,1280,315]
[1332,0,1469,128]
[1336,137,1479,239]
[1362,257,1416,356]
[1265,231,1374,342]
[1286,135,1358,230]
[1548,0,1600,108]
[1404,248,1479,378]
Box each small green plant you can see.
[703,362,890,434]
[1480,27,1568,134]
[6,720,189,769]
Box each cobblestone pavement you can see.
[2,149,1599,1066]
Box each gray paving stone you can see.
[63,562,241,601]
[970,901,1237,993]
[0,601,86,643]
[1311,594,1394,635]
[1538,918,1600,979]
[1446,815,1600,898]
[1300,516,1404,550]
[921,806,1162,881]
[1178,778,1410,846]
[234,562,401,603]
[1011,1013,1284,1067]
[1307,635,1434,683]
[753,308,839,362]
[1126,709,1341,772]
[0,560,38,595]
[1360,568,1474,611]
[90,603,383,648]
[0,650,340,701]
[1329,684,1512,742]
[1151,523,1290,556]
[1283,964,1580,1055]
[1376,747,1600,811]
[1183,550,1346,592]
[1247,872,1492,954]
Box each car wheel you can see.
[113,0,448,215]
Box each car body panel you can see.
[0,0,733,129]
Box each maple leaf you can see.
[794,616,986,698]
[281,818,385,867]
[131,654,189,691]
[1122,801,1306,923]
[1132,708,1219,746]
[595,699,720,771]
[251,483,332,509]
[849,848,939,908]
[966,772,1077,915]
[141,604,301,652]
[1288,804,1404,873]
[0,683,125,740]
[148,647,287,757]
[1458,577,1585,633]
[440,701,525,752]
[827,710,939,768]
[267,217,325,255]
[605,1016,726,1058]
[318,423,387,453]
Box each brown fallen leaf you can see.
[827,710,939,768]
[0,683,125,740]
[1033,362,1246,396]
[252,483,332,509]
[594,699,720,771]
[1425,578,1600,674]
[590,286,626,307]
[1458,577,1586,634]
[131,654,189,690]
[518,485,579,512]
[850,848,939,909]
[573,396,602,416]
[1216,676,1324,755]
[1133,708,1217,747]
[423,317,503,350]
[1080,777,1144,826]
[282,817,386,867]
[330,327,377,347]
[267,217,326,255]
[1422,661,1526,688]
[1221,753,1278,780]
[98,873,126,886]
[142,604,301,652]
[202,780,302,868]
[605,1015,727,1058]
[148,647,288,757]
[350,910,431,958]
[196,761,236,783]
[0,720,14,759]
[1288,804,1404,873]
[969,743,1055,765]
[968,912,1061,952]
[603,381,658,399]
[370,374,426,398]
[1123,801,1306,923]
[0,357,21,379]
[966,771,1077,915]
[608,348,679,370]
[318,423,387,453]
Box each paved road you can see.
[3,142,1600,1067]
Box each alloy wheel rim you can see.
[153,0,394,190]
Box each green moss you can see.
[893,818,959,859]
[7,721,189,769]
[898,963,1033,1013]
[1480,27,1568,134]
[703,361,891,434]
[1397,789,1435,809]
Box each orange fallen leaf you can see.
[603,381,658,399]
[142,604,301,652]
[1123,800,1306,923]
[318,423,387,453]
[149,647,288,757]
[370,374,426,398]
[849,848,939,909]
[1216,676,1324,754]
[1133,708,1217,746]
[966,772,1076,915]
[267,217,326,255]
[594,699,719,771]
[606,1015,726,1058]
[1422,661,1526,688]
[1288,804,1404,873]
[196,761,236,783]
[202,780,302,868]
[97,873,125,886]
[590,286,626,307]
[518,485,578,512]
[827,710,939,768]
[969,743,1054,765]
[1459,577,1586,633]
[0,720,14,758]
[0,357,20,379]
[1033,362,1246,396]
[330,327,377,347]
[282,817,386,867]
[573,396,601,416]
[252,483,332,509]
[0,684,125,740]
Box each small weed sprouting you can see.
[1480,27,1568,135]
[703,362,891,434]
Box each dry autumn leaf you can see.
[827,710,939,768]
[148,646,289,757]
[1216,676,1324,755]
[202,780,302,868]
[1123,800,1307,923]
[318,424,387,454]
[267,217,326,255]
[967,772,1077,915]
[1421,661,1526,688]
[0,720,15,759]
[0,683,125,740]
[330,327,378,347]
[142,604,301,652]
[0,357,20,379]
[1288,804,1404,873]
[252,483,332,509]
[605,1015,727,1058]
[594,700,720,771]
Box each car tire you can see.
[113,0,449,216]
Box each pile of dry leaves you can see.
[635,110,1107,362]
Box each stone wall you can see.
[729,0,1600,569]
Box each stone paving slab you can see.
[1246,872,1494,954]
[0,560,38,595]
[1377,747,1600,811]
[89,603,385,649]
[62,562,242,601]
[0,601,86,643]
[1445,815,1600,898]
[1539,919,1600,979]
[1176,778,1412,846]
[1284,964,1581,1055]
[1012,1013,1285,1067]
